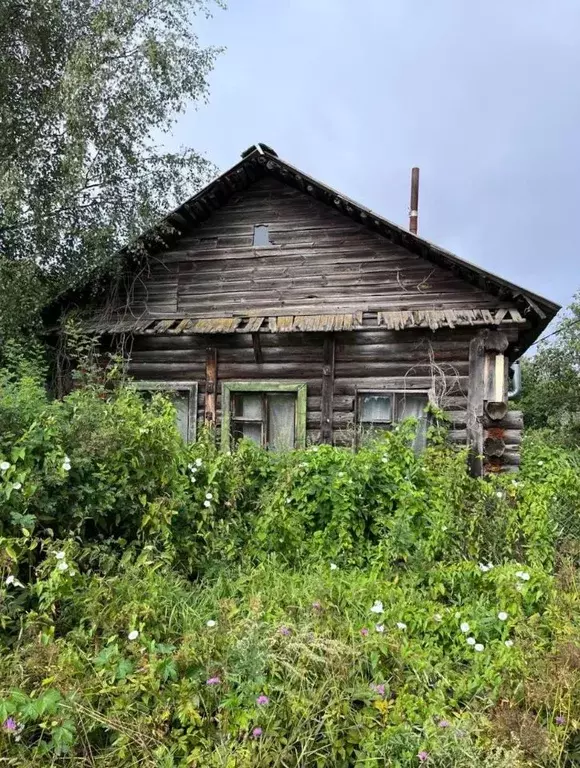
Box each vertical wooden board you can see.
[467,332,486,477]
[320,335,335,444]
[205,347,217,429]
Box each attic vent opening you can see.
[253,224,271,246]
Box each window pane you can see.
[360,394,392,423]
[396,393,429,452]
[136,388,191,442]
[267,393,296,451]
[234,393,263,420]
[253,224,270,246]
[233,421,262,445]
[172,392,190,442]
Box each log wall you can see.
[125,326,523,460]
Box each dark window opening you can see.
[231,391,296,451]
[253,224,271,246]
[357,391,430,452]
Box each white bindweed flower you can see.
[0,461,10,471]
[128,630,139,641]
[381,456,388,463]
[203,500,211,508]
[57,561,68,572]
[55,551,66,560]
[190,476,196,483]
[434,613,443,622]
[466,637,476,646]
[5,575,23,587]
[498,611,508,621]
[474,643,484,652]
[460,622,470,633]
[496,491,504,499]
[479,563,490,572]
[337,472,344,477]
[62,462,71,471]
[195,458,203,467]
[286,497,292,504]
[515,571,530,581]
[205,492,213,500]
[12,482,22,490]
[206,619,217,628]
[505,640,514,648]
[375,624,385,633]
[538,461,544,466]
[370,600,384,614]
[516,583,523,592]
[187,463,194,470]
[396,622,407,630]
[330,563,338,570]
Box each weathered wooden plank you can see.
[251,333,263,364]
[320,336,335,444]
[205,348,217,428]
[467,332,486,476]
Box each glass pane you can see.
[253,224,270,246]
[396,393,429,452]
[172,393,190,442]
[267,393,296,451]
[233,421,262,445]
[234,393,263,420]
[360,394,392,423]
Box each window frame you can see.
[129,380,198,443]
[222,381,307,451]
[355,388,433,446]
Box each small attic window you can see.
[253,224,271,246]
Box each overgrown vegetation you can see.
[519,293,580,448]
[1,358,580,766]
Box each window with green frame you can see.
[221,382,307,451]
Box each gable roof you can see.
[52,143,560,355]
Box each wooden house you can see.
[51,143,560,473]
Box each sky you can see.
[170,0,580,314]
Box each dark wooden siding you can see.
[125,326,521,452]
[120,177,510,320]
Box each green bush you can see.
[1,376,580,765]
[0,376,564,574]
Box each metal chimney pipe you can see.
[409,167,420,234]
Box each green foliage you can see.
[1,549,580,765]
[519,293,580,447]
[0,0,224,335]
[0,377,580,765]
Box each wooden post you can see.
[320,335,335,444]
[467,332,486,477]
[251,332,263,364]
[205,347,217,429]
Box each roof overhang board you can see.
[77,307,528,337]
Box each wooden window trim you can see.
[222,381,307,451]
[130,380,198,443]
